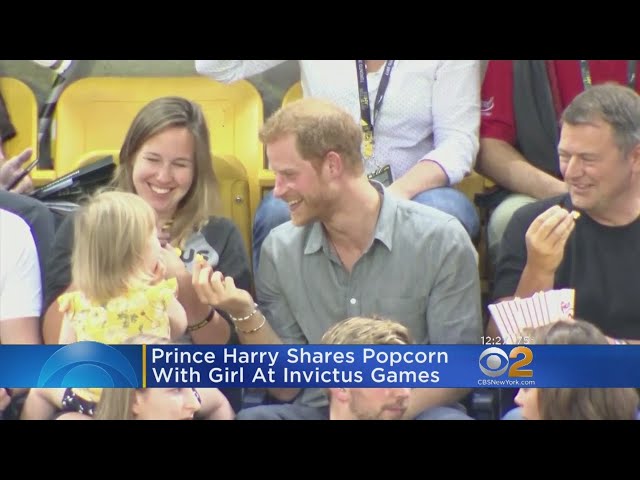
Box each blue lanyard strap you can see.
[355,60,396,135]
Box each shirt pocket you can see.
[369,296,425,324]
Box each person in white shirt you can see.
[196,60,481,271]
[0,207,43,416]
[0,207,42,342]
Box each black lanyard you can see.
[580,60,638,90]
[356,60,395,158]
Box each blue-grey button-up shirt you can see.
[256,184,482,406]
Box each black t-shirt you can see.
[43,213,253,412]
[494,194,640,339]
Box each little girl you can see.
[21,190,187,419]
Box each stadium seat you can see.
[50,76,264,257]
[0,77,54,186]
[282,81,302,106]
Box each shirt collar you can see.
[303,180,396,255]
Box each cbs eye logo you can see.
[478,346,533,378]
[37,341,139,388]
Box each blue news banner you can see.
[2,342,640,388]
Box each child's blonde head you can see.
[72,190,157,303]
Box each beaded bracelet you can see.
[229,303,259,323]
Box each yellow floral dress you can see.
[57,278,178,403]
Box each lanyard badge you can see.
[362,123,374,160]
[367,164,393,187]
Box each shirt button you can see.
[350,298,357,305]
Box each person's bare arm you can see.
[20,388,65,420]
[387,161,448,200]
[477,138,567,199]
[196,388,235,420]
[43,286,72,344]
[191,262,300,403]
[0,316,41,345]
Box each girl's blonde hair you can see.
[94,334,171,420]
[71,190,157,304]
[110,96,219,247]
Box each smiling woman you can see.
[41,97,252,413]
[130,127,196,230]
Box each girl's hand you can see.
[159,244,188,279]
